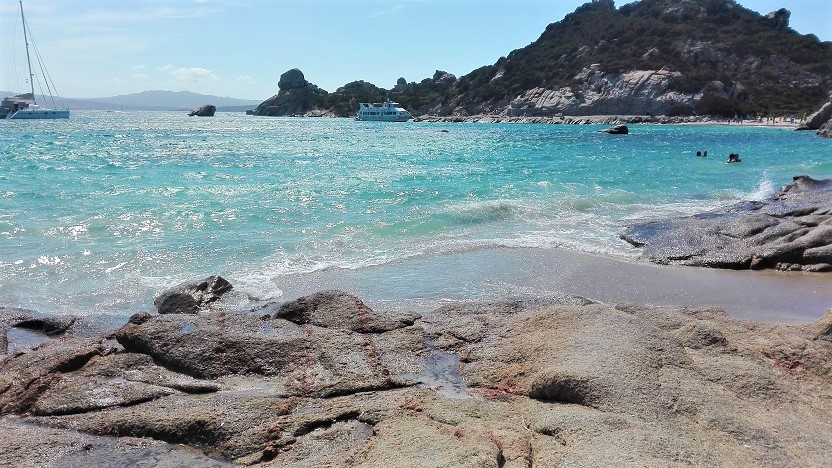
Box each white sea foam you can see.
[737,176,776,201]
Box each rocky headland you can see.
[622,175,832,271]
[250,0,831,123]
[2,277,832,466]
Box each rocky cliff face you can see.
[506,67,694,116]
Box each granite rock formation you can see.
[621,175,832,271]
[598,124,629,134]
[1,286,831,466]
[254,68,331,117]
[820,119,832,138]
[188,104,216,117]
[505,67,696,116]
[764,8,791,31]
[798,97,832,136]
[154,275,233,315]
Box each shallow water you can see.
[1,111,830,318]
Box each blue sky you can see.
[1,0,830,100]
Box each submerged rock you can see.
[621,175,832,271]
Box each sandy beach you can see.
[273,246,832,324]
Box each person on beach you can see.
[727,153,741,163]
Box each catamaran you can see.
[1,1,69,119]
[355,99,411,122]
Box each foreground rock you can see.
[621,175,832,271]
[189,104,216,117]
[2,285,832,465]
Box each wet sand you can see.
[273,246,832,324]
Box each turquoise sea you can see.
[1,111,831,318]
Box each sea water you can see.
[1,111,831,317]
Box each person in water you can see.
[727,153,741,163]
[696,151,702,157]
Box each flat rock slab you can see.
[2,289,832,466]
[621,175,832,271]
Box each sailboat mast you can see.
[19,0,36,104]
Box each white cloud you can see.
[132,73,149,80]
[132,65,146,70]
[77,7,223,24]
[369,4,404,18]
[157,64,172,71]
[171,67,218,83]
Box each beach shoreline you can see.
[263,244,832,324]
[412,113,804,129]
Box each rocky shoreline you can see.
[412,114,729,125]
[622,175,832,272]
[2,277,832,466]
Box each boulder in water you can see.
[188,104,216,117]
[598,124,629,134]
[153,275,232,314]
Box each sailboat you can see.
[1,1,69,119]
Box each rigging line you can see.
[23,14,64,108]
[3,15,22,93]
[30,33,56,107]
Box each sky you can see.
[1,0,830,100]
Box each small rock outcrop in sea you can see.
[153,275,232,314]
[1,284,832,465]
[598,124,628,134]
[253,68,331,117]
[621,175,832,271]
[188,104,216,117]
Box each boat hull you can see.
[7,109,70,119]
[355,115,411,122]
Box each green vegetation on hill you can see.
[446,0,831,117]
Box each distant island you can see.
[252,0,832,120]
[0,90,260,112]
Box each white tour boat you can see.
[1,1,69,120]
[355,99,411,122]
